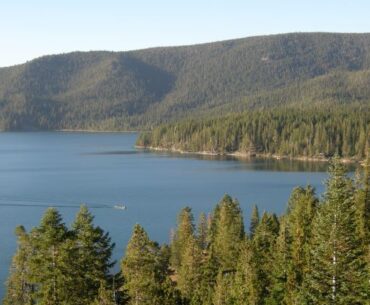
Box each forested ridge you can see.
[3,156,370,305]
[137,106,370,160]
[1,32,370,130]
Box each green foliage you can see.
[137,106,369,159]
[176,235,203,301]
[249,204,259,238]
[4,158,369,304]
[27,208,71,305]
[209,195,245,272]
[3,206,115,305]
[2,33,370,130]
[92,281,116,305]
[3,226,33,305]
[303,157,368,304]
[170,207,195,270]
[121,224,167,305]
[70,205,115,304]
[196,212,208,250]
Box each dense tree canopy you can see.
[137,106,369,159]
[1,33,370,130]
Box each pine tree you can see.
[92,281,116,305]
[3,226,33,305]
[353,152,370,301]
[176,235,203,302]
[191,250,218,305]
[249,204,259,238]
[303,157,368,304]
[355,152,370,244]
[196,212,208,250]
[170,207,195,270]
[209,194,245,272]
[266,217,292,305]
[71,205,115,305]
[271,186,317,304]
[121,224,164,305]
[248,211,279,304]
[232,240,261,305]
[28,208,72,305]
[213,271,234,305]
[206,195,245,305]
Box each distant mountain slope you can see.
[0,32,370,130]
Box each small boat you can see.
[113,204,127,210]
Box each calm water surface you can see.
[0,132,352,297]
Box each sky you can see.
[1,0,370,67]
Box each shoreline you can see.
[135,145,360,163]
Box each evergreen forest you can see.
[3,156,369,305]
[1,33,370,131]
[137,106,370,160]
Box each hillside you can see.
[1,32,370,130]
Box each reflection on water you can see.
[143,150,358,172]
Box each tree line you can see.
[137,106,369,159]
[3,156,369,305]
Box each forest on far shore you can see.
[137,106,369,160]
[3,156,369,305]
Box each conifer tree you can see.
[28,208,72,305]
[355,152,370,245]
[176,235,203,302]
[266,217,293,305]
[170,207,195,270]
[206,195,245,304]
[209,194,245,271]
[273,186,318,304]
[191,251,218,305]
[213,271,235,305]
[248,211,279,303]
[3,226,33,305]
[121,224,164,305]
[232,240,261,305]
[196,212,208,250]
[249,204,259,238]
[92,281,116,305]
[71,205,115,305]
[303,157,368,304]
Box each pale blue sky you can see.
[1,0,370,67]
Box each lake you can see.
[0,132,352,298]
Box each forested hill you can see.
[137,107,370,160]
[1,32,370,130]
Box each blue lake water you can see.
[0,132,352,298]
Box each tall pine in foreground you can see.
[3,226,33,305]
[303,157,368,304]
[170,207,195,270]
[249,204,259,238]
[27,208,73,305]
[268,186,318,305]
[209,195,245,305]
[121,224,166,305]
[71,205,115,305]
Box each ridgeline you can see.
[1,32,370,131]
